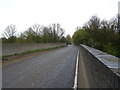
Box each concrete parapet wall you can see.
[2,43,66,56]
[79,44,120,88]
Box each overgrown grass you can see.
[1,46,65,61]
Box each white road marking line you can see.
[73,50,79,90]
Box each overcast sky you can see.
[0,0,119,37]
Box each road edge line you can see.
[73,50,79,90]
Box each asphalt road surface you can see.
[3,45,79,88]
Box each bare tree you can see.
[56,23,65,39]
[101,20,109,29]
[109,17,117,30]
[31,24,43,36]
[100,17,117,30]
[52,23,57,41]
[59,28,65,38]
[3,24,17,39]
[82,23,90,30]
[88,16,100,30]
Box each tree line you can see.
[2,23,68,43]
[73,15,120,58]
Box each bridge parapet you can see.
[79,44,120,88]
[2,43,66,56]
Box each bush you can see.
[103,43,118,56]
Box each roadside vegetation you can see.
[73,15,120,58]
[2,23,69,43]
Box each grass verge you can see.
[1,46,65,61]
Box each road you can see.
[3,45,79,88]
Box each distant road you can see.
[3,45,79,88]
